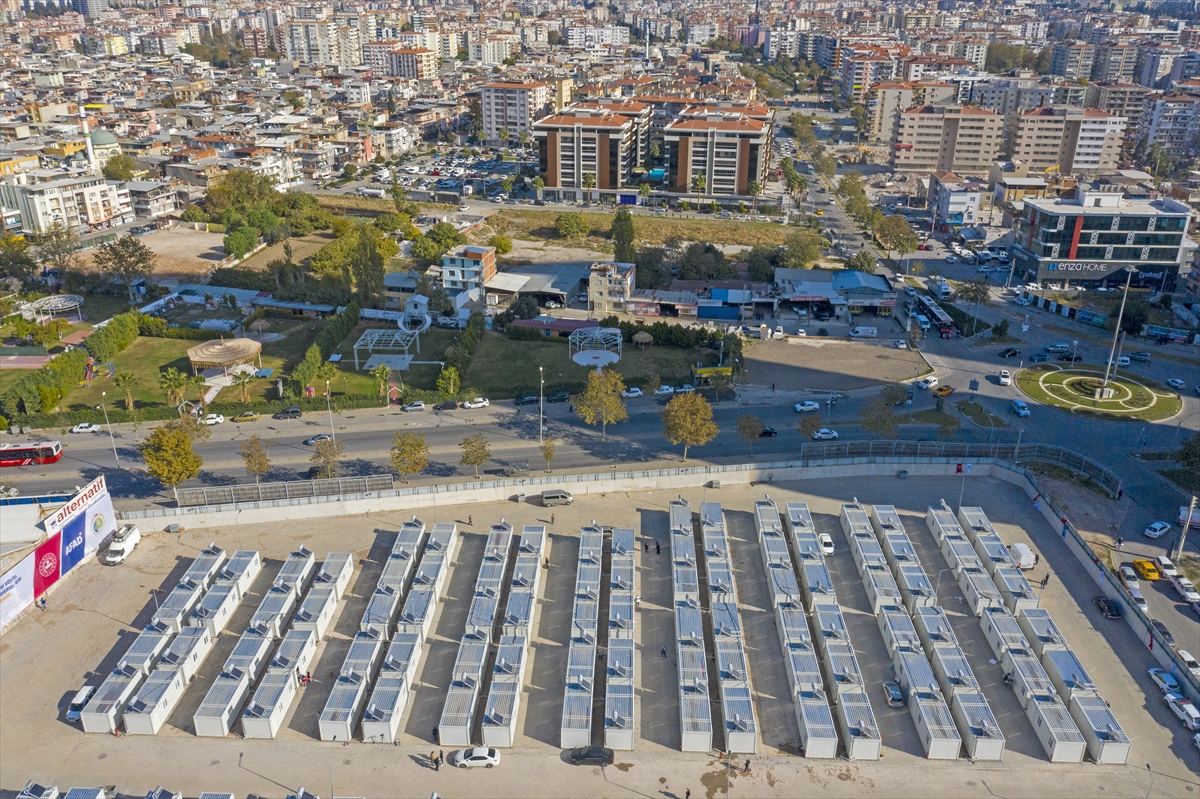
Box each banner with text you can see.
[0,554,35,631]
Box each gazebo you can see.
[186,337,263,376]
[632,331,654,350]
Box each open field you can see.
[78,228,227,281]
[1016,363,1183,422]
[312,193,459,216]
[232,233,332,273]
[742,337,929,393]
[487,208,795,248]
[1,476,1194,798]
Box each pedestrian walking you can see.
[439,750,445,766]
[468,514,472,526]
[432,725,439,744]
[431,751,439,771]
[1115,537,1123,551]
[686,790,691,799]
[1041,574,1050,590]
[660,646,667,659]
[644,541,649,552]
[551,513,556,525]
[655,540,660,555]
[744,760,750,773]
[634,595,641,610]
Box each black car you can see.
[434,400,458,411]
[514,394,539,406]
[547,390,570,403]
[568,745,614,766]
[1030,353,1049,362]
[1058,354,1084,362]
[1150,620,1176,648]
[273,406,302,419]
[760,426,778,437]
[1093,596,1122,619]
[816,327,829,336]
[999,348,1020,358]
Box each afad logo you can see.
[92,513,105,534]
[38,549,59,579]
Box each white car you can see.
[894,340,908,349]
[675,384,695,393]
[1154,555,1178,578]
[1177,650,1200,681]
[1167,378,1186,390]
[1119,565,1140,591]
[461,397,490,409]
[1167,693,1200,731]
[818,533,835,556]
[303,433,331,446]
[202,414,224,426]
[811,428,839,441]
[998,370,1012,386]
[944,255,957,263]
[1171,575,1200,604]
[654,385,675,396]
[459,204,470,211]
[402,401,426,412]
[620,387,643,398]
[1144,521,1171,539]
[917,377,939,390]
[70,422,101,434]
[449,746,501,769]
[794,401,820,412]
[1150,667,1181,694]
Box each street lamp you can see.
[538,366,544,445]
[97,392,119,468]
[1071,339,1079,362]
[1102,267,1136,388]
[325,380,335,441]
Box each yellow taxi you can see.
[1132,559,1160,581]
[815,209,825,215]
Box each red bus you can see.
[0,441,63,467]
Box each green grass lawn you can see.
[64,337,195,411]
[954,398,1010,429]
[462,331,717,396]
[1016,363,1182,422]
[487,209,794,248]
[1158,468,1200,494]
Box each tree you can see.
[830,121,842,142]
[993,319,1010,338]
[391,171,409,212]
[611,206,636,263]
[31,223,83,282]
[955,278,990,307]
[880,384,911,407]
[555,212,589,239]
[0,233,37,280]
[858,395,898,439]
[936,410,961,441]
[1179,433,1200,472]
[509,295,539,319]
[310,437,345,479]
[371,365,392,400]
[581,171,596,200]
[796,414,823,440]
[875,215,918,264]
[747,181,762,214]
[691,173,706,207]
[639,182,653,206]
[845,193,872,223]
[737,413,764,455]
[849,105,868,139]
[102,152,138,181]
[437,365,460,396]
[837,171,865,198]
[488,234,513,255]
[574,368,629,439]
[159,367,189,406]
[350,225,385,306]
[547,29,562,46]
[459,432,491,477]
[661,392,719,462]
[390,431,429,482]
[540,435,556,472]
[231,371,255,404]
[239,435,271,484]
[1117,298,1150,336]
[498,128,510,150]
[114,372,136,410]
[781,230,827,269]
[142,424,202,488]
[845,251,877,273]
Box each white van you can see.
[1109,356,1130,368]
[66,685,95,723]
[105,524,141,565]
[850,326,878,338]
[915,315,931,331]
[1009,542,1037,570]
[1045,343,1070,354]
[540,489,574,507]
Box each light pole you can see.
[325,380,335,441]
[1015,428,1024,463]
[98,392,119,468]
[538,366,544,445]
[1071,339,1078,363]
[933,567,951,599]
[1103,267,1136,388]
[1175,495,1196,561]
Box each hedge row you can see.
[0,349,90,417]
[445,312,485,376]
[137,315,217,340]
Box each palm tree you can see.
[231,371,256,404]
[691,172,706,209]
[747,180,762,214]
[639,182,652,207]
[531,176,545,199]
[190,374,210,412]
[114,372,136,410]
[159,367,188,406]
[497,128,509,150]
[582,172,596,202]
[517,129,529,150]
[371,365,392,402]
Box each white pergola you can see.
[353,327,420,369]
[569,326,622,367]
[24,294,85,323]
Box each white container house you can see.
[250,587,299,639]
[273,546,316,595]
[910,688,962,760]
[267,629,317,677]
[396,587,436,640]
[950,691,1006,761]
[340,630,385,681]
[315,552,353,599]
[913,606,959,651]
[194,670,252,738]
[1026,694,1086,763]
[189,582,240,637]
[360,673,410,743]
[118,625,173,676]
[897,564,937,611]
[213,550,262,600]
[1016,608,1069,658]
[182,545,227,589]
[1041,648,1096,701]
[293,585,338,641]
[958,567,1003,617]
[151,580,205,633]
[157,626,214,684]
[122,668,187,735]
[360,584,402,639]
[80,666,144,733]
[995,566,1039,615]
[318,671,369,741]
[981,607,1030,660]
[1069,692,1130,765]
[794,686,838,759]
[241,671,298,739]
[721,682,758,754]
[836,691,881,760]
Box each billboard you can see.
[33,532,62,598]
[44,475,116,570]
[0,554,35,630]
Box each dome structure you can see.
[88,129,119,147]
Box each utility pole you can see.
[1175,495,1196,561]
[1103,267,1136,388]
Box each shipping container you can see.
[341,631,385,681]
[836,691,882,760]
[1006,652,1056,708]
[182,544,227,590]
[156,626,214,684]
[609,594,635,639]
[862,564,903,614]
[267,629,317,677]
[972,532,1016,577]
[360,584,402,639]
[382,633,424,688]
[942,535,985,578]
[1026,694,1086,763]
[394,517,426,560]
[151,580,205,634]
[981,607,1030,660]
[604,682,636,750]
[679,684,713,752]
[785,502,815,540]
[897,564,937,611]
[425,521,459,567]
[318,671,369,741]
[189,582,240,637]
[242,671,298,739]
[896,649,939,700]
[80,666,144,733]
[193,671,251,738]
[1068,692,1130,764]
[118,624,173,676]
[950,691,1005,761]
[562,640,595,748]
[222,631,271,680]
[396,586,436,639]
[481,680,521,747]
[956,507,997,544]
[438,677,481,747]
[213,550,262,600]
[315,552,354,599]
[721,682,758,754]
[794,686,838,758]
[878,606,922,657]
[273,546,315,595]
[914,606,959,651]
[802,563,837,608]
[910,688,962,760]
[1016,608,1068,658]
[929,645,980,697]
[292,585,338,641]
[122,668,187,735]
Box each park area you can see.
[1015,363,1183,422]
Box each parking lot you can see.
[2,476,1196,798]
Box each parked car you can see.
[274,406,303,419]
[547,390,570,403]
[675,384,695,394]
[1178,650,1200,681]
[1154,555,1178,578]
[434,400,458,411]
[794,401,820,412]
[1011,400,1031,417]
[999,348,1020,358]
[811,428,839,441]
[569,746,615,766]
[231,411,260,423]
[70,422,101,433]
[654,385,675,396]
[1129,587,1149,613]
[1144,521,1171,539]
[104,524,141,565]
[449,747,501,768]
[932,385,955,397]
[402,401,426,412]
[917,377,939,390]
[760,425,778,437]
[620,387,643,398]
[894,340,908,349]
[1170,575,1200,604]
[881,681,905,708]
[998,370,1012,386]
[818,533,835,556]
[1166,693,1200,731]
[514,394,539,406]
[1058,354,1084,362]
[201,414,224,426]
[1029,353,1049,362]
[1150,620,1176,648]
[66,685,95,723]
[303,434,331,446]
[1149,667,1181,694]
[1133,559,1160,581]
[1118,565,1140,591]
[461,397,490,409]
[1093,596,1121,619]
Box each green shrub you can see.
[85,311,140,362]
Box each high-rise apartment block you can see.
[891,105,1003,175]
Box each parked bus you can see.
[0,441,63,467]
[914,296,957,338]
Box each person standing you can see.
[551,513,556,525]
[439,750,445,766]
[644,541,649,552]
[431,751,439,771]
[432,725,439,743]
[660,646,667,659]
[744,760,751,773]
[686,791,691,799]
[655,540,660,555]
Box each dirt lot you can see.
[79,228,227,281]
[743,337,930,393]
[234,234,332,273]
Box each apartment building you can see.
[664,111,772,198]
[469,38,512,65]
[891,105,1003,175]
[1003,106,1124,174]
[1090,42,1138,83]
[82,33,128,58]
[441,245,497,295]
[388,49,438,81]
[1013,185,1189,291]
[1142,94,1200,157]
[1136,44,1186,89]
[565,26,629,48]
[0,175,133,234]
[362,40,401,74]
[1050,43,1095,81]
[283,21,362,66]
[587,261,635,315]
[124,180,177,219]
[533,107,639,202]
[865,81,956,143]
[841,55,898,104]
[572,99,652,168]
[1084,82,1152,151]
[928,172,983,227]
[482,82,551,145]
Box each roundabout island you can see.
[1016,363,1183,422]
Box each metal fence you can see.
[172,441,1121,510]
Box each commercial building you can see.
[482,83,551,146]
[664,111,772,199]
[1013,185,1190,291]
[929,172,983,229]
[891,105,1003,175]
[1003,107,1124,174]
[0,175,133,234]
[533,107,639,202]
